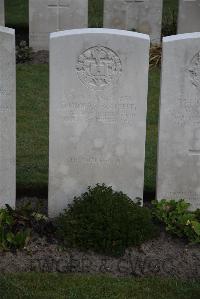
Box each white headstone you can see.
[0,27,16,208]
[29,0,88,51]
[104,0,163,44]
[178,0,200,34]
[49,28,150,217]
[157,33,200,210]
[0,0,5,26]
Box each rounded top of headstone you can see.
[0,26,15,35]
[50,28,150,41]
[163,32,200,43]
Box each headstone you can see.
[178,0,200,34]
[49,28,150,217]
[0,0,5,26]
[104,0,163,44]
[0,27,16,208]
[157,32,200,210]
[29,0,88,51]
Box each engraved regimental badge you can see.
[76,46,122,91]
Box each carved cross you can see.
[48,0,70,30]
[83,56,112,78]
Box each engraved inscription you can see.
[60,94,136,124]
[76,46,122,90]
[188,51,200,91]
[67,156,121,168]
[169,97,200,126]
[62,102,136,124]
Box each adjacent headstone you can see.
[157,33,200,210]
[29,0,88,51]
[0,0,5,26]
[49,28,150,217]
[104,0,163,44]
[178,0,200,34]
[0,27,16,208]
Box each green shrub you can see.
[56,184,158,257]
[153,199,200,244]
[16,41,33,64]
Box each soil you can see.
[30,51,49,64]
[0,226,199,280]
[14,198,200,280]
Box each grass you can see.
[0,273,199,299]
[144,69,160,193]
[89,0,104,28]
[16,65,49,197]
[163,0,179,18]
[5,0,28,28]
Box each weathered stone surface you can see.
[0,0,5,26]
[49,28,150,217]
[29,0,88,51]
[157,33,200,210]
[104,0,163,44]
[0,27,16,208]
[178,0,200,34]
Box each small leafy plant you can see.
[16,202,54,239]
[16,41,33,64]
[153,199,200,244]
[0,205,31,250]
[0,204,52,251]
[56,184,158,257]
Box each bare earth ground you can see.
[2,196,200,281]
[0,231,199,280]
[30,51,49,64]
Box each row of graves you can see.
[1,1,200,50]
[30,0,200,50]
[0,23,200,216]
